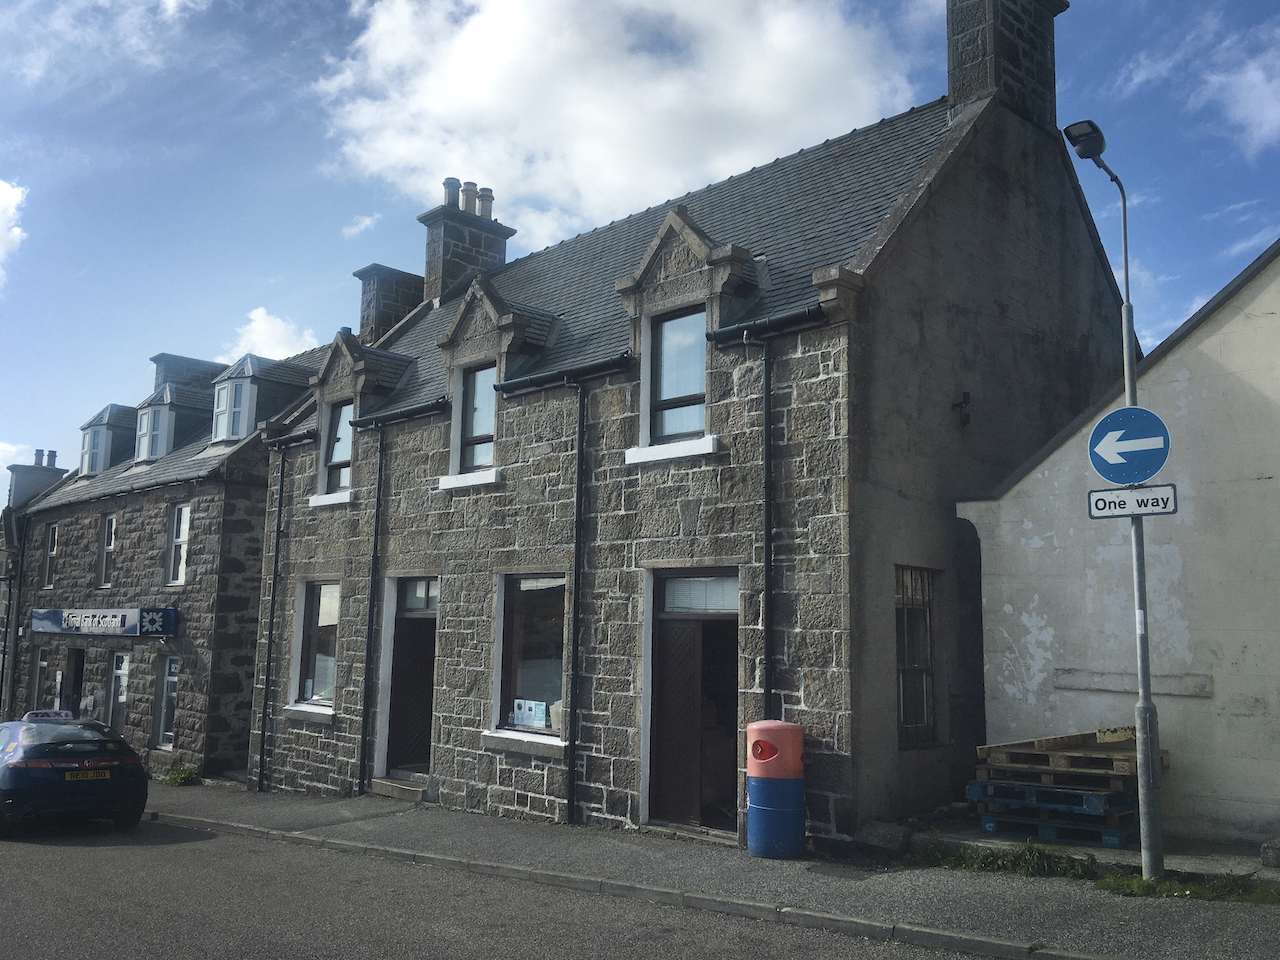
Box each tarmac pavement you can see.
[143,779,1279,960]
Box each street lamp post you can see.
[1063,119,1165,881]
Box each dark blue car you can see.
[0,712,149,835]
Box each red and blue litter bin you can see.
[746,720,805,858]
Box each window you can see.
[157,657,180,747]
[213,381,249,441]
[461,365,496,471]
[31,647,48,710]
[324,401,354,492]
[399,577,438,612]
[895,565,937,749]
[80,426,106,475]
[167,503,190,584]
[109,653,130,733]
[41,523,57,587]
[98,514,116,587]
[499,575,566,735]
[136,407,166,460]
[651,310,706,443]
[298,583,339,704]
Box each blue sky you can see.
[2,0,1278,473]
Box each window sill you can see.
[282,702,335,726]
[481,729,566,760]
[308,489,353,508]
[439,467,503,491]
[624,435,721,465]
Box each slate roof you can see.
[214,354,317,387]
[364,96,955,418]
[80,404,138,431]
[137,382,214,410]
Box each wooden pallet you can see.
[966,780,1137,816]
[981,744,1168,776]
[974,763,1137,793]
[976,801,1136,830]
[976,727,1136,759]
[980,813,1138,849]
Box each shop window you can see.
[895,565,937,749]
[109,653,130,733]
[167,503,190,585]
[498,575,565,735]
[298,582,339,705]
[31,647,48,710]
[157,656,179,748]
[98,514,116,587]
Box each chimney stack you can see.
[418,176,517,302]
[947,0,1069,132]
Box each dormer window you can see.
[135,406,169,460]
[80,426,107,475]
[651,310,707,443]
[461,364,496,471]
[213,381,253,441]
[324,401,354,493]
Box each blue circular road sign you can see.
[1089,407,1171,485]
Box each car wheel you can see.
[113,802,146,831]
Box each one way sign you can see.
[1088,407,1171,485]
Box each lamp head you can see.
[1064,120,1107,165]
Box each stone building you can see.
[959,237,1280,843]
[248,0,1125,849]
[6,350,320,778]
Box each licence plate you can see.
[64,770,110,781]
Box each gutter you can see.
[495,351,635,397]
[351,395,449,429]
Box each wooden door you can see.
[387,618,435,770]
[651,620,702,825]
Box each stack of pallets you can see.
[968,728,1169,848]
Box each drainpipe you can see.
[496,351,633,824]
[709,306,825,721]
[356,421,386,795]
[257,429,316,793]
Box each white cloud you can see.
[1195,27,1280,158]
[0,441,33,473]
[1221,225,1280,261]
[0,0,209,86]
[343,213,382,238]
[217,307,320,364]
[318,0,919,253]
[1119,17,1280,159]
[0,179,26,290]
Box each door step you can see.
[369,778,430,802]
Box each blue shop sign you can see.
[31,608,177,637]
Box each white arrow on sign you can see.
[1092,430,1165,465]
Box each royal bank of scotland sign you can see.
[31,608,177,637]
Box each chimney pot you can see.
[443,177,461,208]
[478,187,494,219]
[461,181,478,215]
[47,451,57,468]
[340,326,353,337]
[34,449,44,466]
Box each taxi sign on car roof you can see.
[21,710,74,720]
